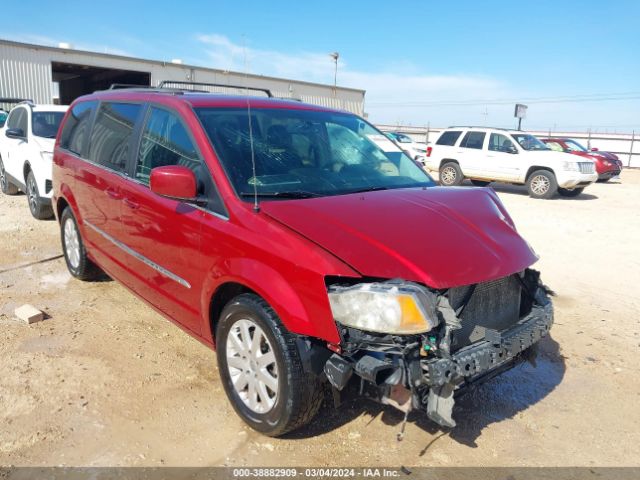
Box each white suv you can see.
[385,132,428,163]
[0,102,68,218]
[424,127,598,198]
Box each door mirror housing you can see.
[5,128,25,140]
[150,166,197,201]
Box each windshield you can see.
[564,139,588,152]
[32,111,65,138]
[196,107,435,199]
[511,133,550,151]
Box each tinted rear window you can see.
[60,101,97,156]
[436,131,462,146]
[460,131,486,150]
[88,102,142,173]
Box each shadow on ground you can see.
[286,336,565,451]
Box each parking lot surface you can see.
[1,171,639,467]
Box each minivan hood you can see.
[261,187,538,289]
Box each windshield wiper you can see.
[342,186,391,194]
[239,191,321,199]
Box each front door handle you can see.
[123,197,139,210]
[105,188,122,200]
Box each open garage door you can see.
[52,62,150,105]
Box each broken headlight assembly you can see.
[327,281,439,335]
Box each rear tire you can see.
[470,179,491,187]
[527,170,558,199]
[558,187,584,197]
[439,161,464,186]
[60,207,102,280]
[26,171,53,219]
[597,177,610,183]
[216,294,323,437]
[0,156,19,195]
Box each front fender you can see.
[201,257,343,346]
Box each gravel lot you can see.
[1,171,639,467]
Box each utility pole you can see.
[329,52,339,98]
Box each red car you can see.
[52,87,553,436]
[540,137,623,182]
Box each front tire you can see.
[60,207,102,280]
[439,161,464,186]
[0,156,19,195]
[216,294,323,437]
[26,171,53,219]
[558,187,584,197]
[527,170,558,199]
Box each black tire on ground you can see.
[558,187,585,197]
[0,156,19,195]
[526,170,558,199]
[470,179,491,187]
[216,293,324,437]
[597,177,611,183]
[439,161,464,186]
[60,207,103,280]
[26,170,53,219]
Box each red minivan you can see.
[52,87,554,436]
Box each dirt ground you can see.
[1,170,639,468]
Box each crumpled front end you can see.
[322,269,554,429]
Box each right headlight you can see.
[328,281,439,335]
[562,161,579,172]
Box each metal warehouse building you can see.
[0,39,365,114]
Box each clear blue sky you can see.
[3,0,639,131]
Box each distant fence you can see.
[376,125,639,168]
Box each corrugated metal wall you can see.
[0,40,365,115]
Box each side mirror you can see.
[6,128,25,140]
[150,165,197,201]
[590,147,599,152]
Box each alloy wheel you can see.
[530,175,550,196]
[64,218,81,269]
[27,175,38,214]
[225,318,279,414]
[441,166,457,185]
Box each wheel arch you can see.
[525,166,556,181]
[23,161,32,182]
[439,158,459,169]
[202,261,340,348]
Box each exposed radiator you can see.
[447,275,522,351]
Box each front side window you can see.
[488,133,516,152]
[89,102,142,173]
[7,108,27,134]
[460,131,486,150]
[436,130,462,146]
[196,107,435,199]
[60,101,97,156]
[135,107,202,184]
[544,141,564,152]
[564,140,588,152]
[32,112,65,139]
[511,134,550,151]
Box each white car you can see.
[424,127,598,198]
[385,132,428,163]
[0,102,68,218]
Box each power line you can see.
[367,91,640,107]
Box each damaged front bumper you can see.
[322,270,554,429]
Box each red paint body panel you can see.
[261,187,537,289]
[150,166,197,199]
[540,138,623,177]
[53,91,540,349]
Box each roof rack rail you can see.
[447,125,513,131]
[108,83,153,90]
[158,80,273,97]
[0,97,34,105]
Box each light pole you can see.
[329,52,339,97]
